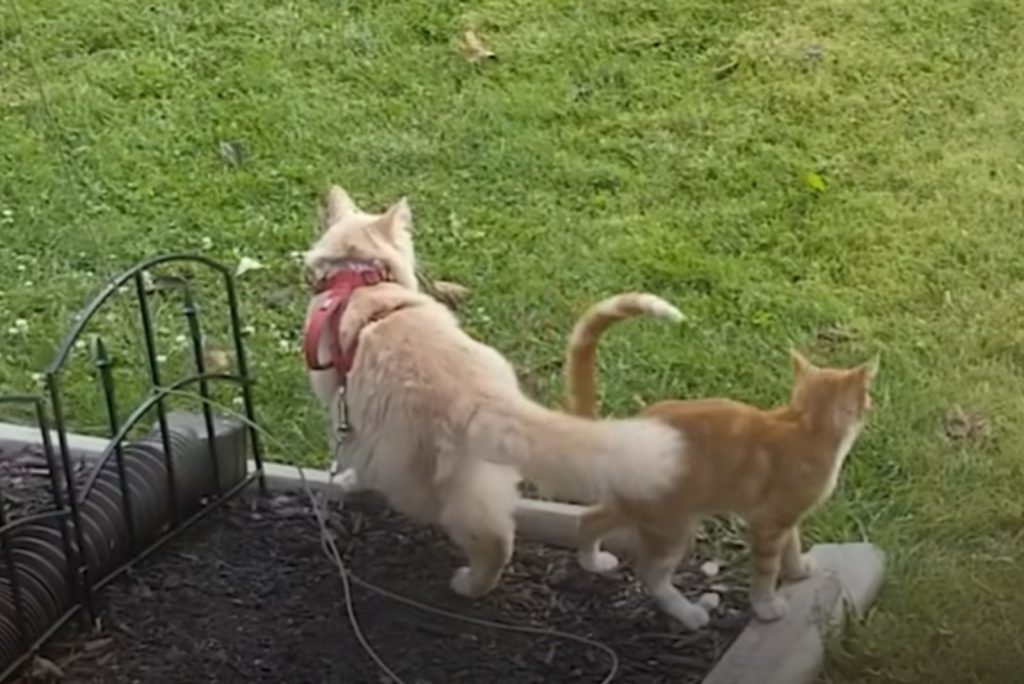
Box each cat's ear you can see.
[790,349,812,377]
[857,354,880,384]
[376,197,412,242]
[321,186,359,230]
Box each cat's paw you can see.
[450,567,489,599]
[579,550,620,573]
[752,596,789,622]
[785,554,816,582]
[665,602,710,630]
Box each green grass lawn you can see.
[3,0,1024,680]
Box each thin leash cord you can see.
[158,389,620,684]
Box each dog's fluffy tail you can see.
[472,402,684,503]
[565,293,684,418]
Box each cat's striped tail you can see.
[565,293,684,417]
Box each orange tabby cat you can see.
[565,294,878,629]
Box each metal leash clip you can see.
[328,385,352,486]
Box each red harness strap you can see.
[302,261,389,379]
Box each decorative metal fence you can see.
[0,255,265,680]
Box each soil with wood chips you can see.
[34,491,750,684]
[0,439,93,520]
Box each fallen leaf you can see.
[815,324,854,345]
[802,170,828,192]
[432,280,470,310]
[805,43,824,60]
[713,58,740,79]
[943,406,991,443]
[204,348,232,373]
[433,280,470,301]
[218,140,244,167]
[264,288,296,310]
[150,275,187,293]
[235,256,264,277]
[462,30,496,62]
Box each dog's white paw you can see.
[336,468,361,494]
[697,592,721,612]
[449,567,485,598]
[579,550,620,574]
[752,596,789,622]
[666,602,710,630]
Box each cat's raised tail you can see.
[565,293,684,418]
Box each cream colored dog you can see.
[304,186,683,598]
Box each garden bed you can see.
[35,492,751,684]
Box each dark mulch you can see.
[0,439,93,521]
[34,492,750,684]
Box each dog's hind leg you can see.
[445,518,513,598]
[439,467,517,598]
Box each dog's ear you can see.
[376,197,412,242]
[321,186,359,230]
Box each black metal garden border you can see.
[0,254,266,681]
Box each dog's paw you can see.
[449,567,488,599]
[697,592,721,612]
[666,602,710,630]
[579,550,620,574]
[752,596,789,622]
[336,468,361,494]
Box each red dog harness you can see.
[302,260,390,380]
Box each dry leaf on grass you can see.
[462,30,496,62]
[235,256,263,277]
[815,324,854,345]
[203,348,233,373]
[942,405,991,443]
[432,280,471,308]
[218,141,244,167]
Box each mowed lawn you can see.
[3,0,1024,681]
